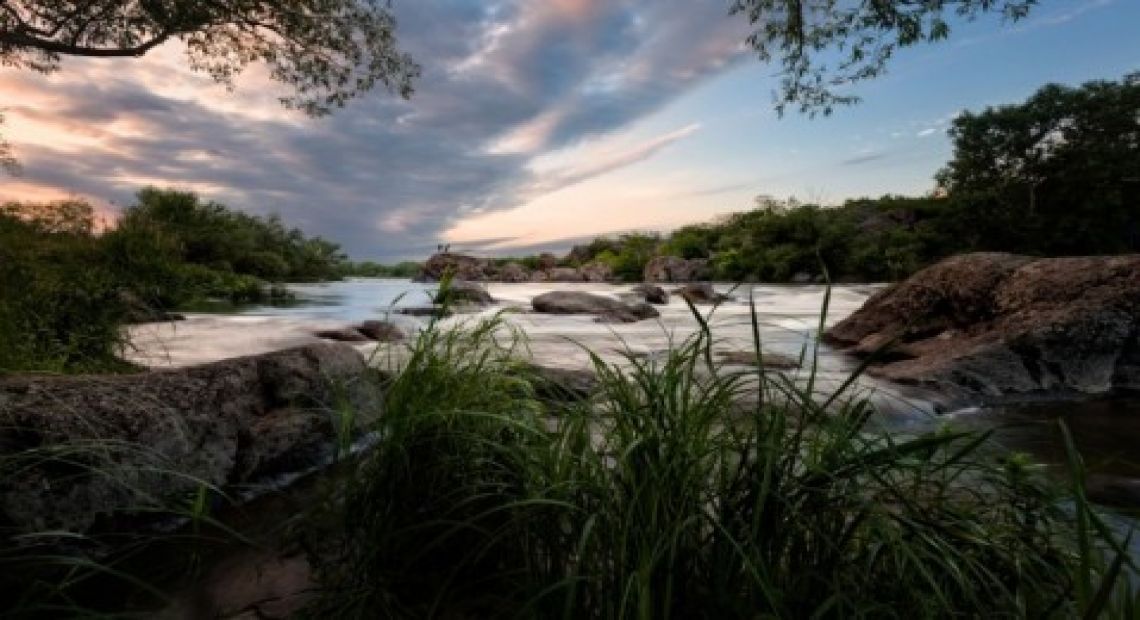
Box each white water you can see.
[127,278,947,425]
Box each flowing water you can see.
[128,278,1140,495]
[127,278,1139,614]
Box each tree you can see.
[936,73,1140,253]
[0,112,15,174]
[730,0,1038,115]
[0,0,420,116]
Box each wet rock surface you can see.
[0,343,380,533]
[532,291,660,323]
[825,253,1140,399]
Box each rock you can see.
[824,253,1140,399]
[674,283,733,305]
[396,306,452,319]
[499,262,531,283]
[546,267,584,282]
[435,280,495,305]
[532,291,660,323]
[529,271,549,283]
[581,262,613,283]
[630,283,669,305]
[644,256,712,283]
[716,351,801,370]
[528,365,598,401]
[416,253,491,282]
[313,328,370,343]
[0,343,380,534]
[357,320,404,342]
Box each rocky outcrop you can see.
[716,351,800,370]
[824,253,1140,399]
[547,267,584,282]
[416,252,616,283]
[0,343,380,533]
[499,262,530,283]
[435,280,495,305]
[532,291,660,323]
[581,262,613,283]
[415,253,492,282]
[644,256,712,283]
[674,283,733,305]
[315,320,405,343]
[629,284,669,305]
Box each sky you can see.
[1,0,1138,261]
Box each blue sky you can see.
[2,0,1137,260]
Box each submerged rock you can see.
[357,320,405,342]
[532,291,659,323]
[716,350,801,370]
[313,328,371,342]
[674,282,733,305]
[630,283,669,305]
[824,253,1140,399]
[0,343,380,534]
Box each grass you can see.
[306,302,1140,618]
[2,291,1138,617]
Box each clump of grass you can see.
[310,303,1138,618]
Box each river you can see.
[127,278,1140,499]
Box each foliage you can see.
[730,0,1039,115]
[0,188,344,373]
[937,72,1140,254]
[0,211,131,374]
[587,232,661,281]
[498,73,1139,283]
[0,111,16,173]
[309,310,1139,618]
[0,0,420,116]
[341,260,423,278]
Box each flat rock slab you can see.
[532,291,660,323]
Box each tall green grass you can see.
[310,306,1138,618]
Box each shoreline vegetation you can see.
[2,308,1139,617]
[0,74,1137,616]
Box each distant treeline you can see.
[496,73,1140,283]
[0,188,350,373]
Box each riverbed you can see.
[127,278,1140,487]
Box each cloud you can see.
[839,151,888,166]
[0,0,749,260]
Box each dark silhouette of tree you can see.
[0,0,420,116]
[730,0,1039,115]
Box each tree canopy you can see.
[0,0,420,116]
[937,72,1140,253]
[730,0,1038,115]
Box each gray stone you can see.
[532,291,660,323]
[630,284,669,305]
[824,253,1140,399]
[0,343,380,534]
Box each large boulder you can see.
[547,267,584,282]
[532,291,660,323]
[644,256,712,283]
[824,253,1140,399]
[0,343,380,533]
[416,253,492,282]
[435,280,495,305]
